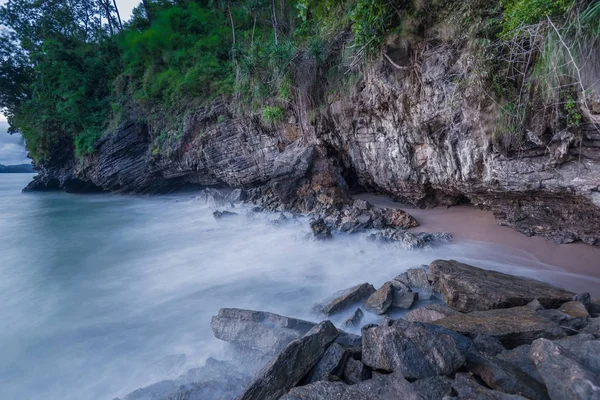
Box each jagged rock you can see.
[353,199,370,211]
[370,230,452,249]
[473,334,506,357]
[530,338,600,400]
[226,188,244,202]
[467,352,550,400]
[496,345,544,385]
[393,291,418,309]
[237,321,339,400]
[362,319,466,379]
[573,292,592,311]
[304,343,348,384]
[558,300,590,318]
[198,188,227,205]
[404,304,460,323]
[281,372,423,400]
[393,267,431,292]
[526,299,546,311]
[342,358,371,384]
[452,373,529,400]
[310,218,332,239]
[429,260,574,312]
[314,283,376,315]
[213,210,238,219]
[412,376,454,399]
[383,209,419,229]
[342,308,364,329]
[432,305,566,348]
[552,334,600,375]
[364,282,393,315]
[210,308,315,356]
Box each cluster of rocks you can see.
[201,188,451,249]
[202,259,599,400]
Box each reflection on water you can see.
[1,174,598,400]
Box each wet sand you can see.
[357,194,600,296]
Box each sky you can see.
[0,0,140,162]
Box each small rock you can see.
[342,358,371,384]
[393,291,418,309]
[393,266,431,291]
[558,300,590,318]
[310,218,332,239]
[573,292,591,310]
[342,308,364,329]
[432,305,566,348]
[213,210,238,219]
[530,338,600,400]
[589,298,600,315]
[353,199,370,210]
[226,188,244,202]
[429,260,574,312]
[237,321,339,400]
[314,283,376,316]
[404,304,460,323]
[364,282,394,315]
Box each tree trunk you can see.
[112,0,123,30]
[142,0,153,23]
[251,15,256,46]
[271,0,278,44]
[228,4,236,47]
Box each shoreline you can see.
[358,193,600,296]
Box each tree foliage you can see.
[1,0,598,162]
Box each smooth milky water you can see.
[1,173,599,400]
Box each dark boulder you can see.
[530,338,600,400]
[432,305,566,348]
[411,376,454,399]
[429,260,574,312]
[237,321,339,400]
[303,342,348,384]
[452,373,529,400]
[473,334,506,357]
[342,358,371,385]
[281,372,424,400]
[362,319,466,379]
[467,352,550,400]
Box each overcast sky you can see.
[0,121,29,165]
[0,0,141,161]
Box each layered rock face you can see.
[25,38,600,244]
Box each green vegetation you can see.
[500,0,575,34]
[0,0,598,161]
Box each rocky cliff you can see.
[25,33,600,245]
